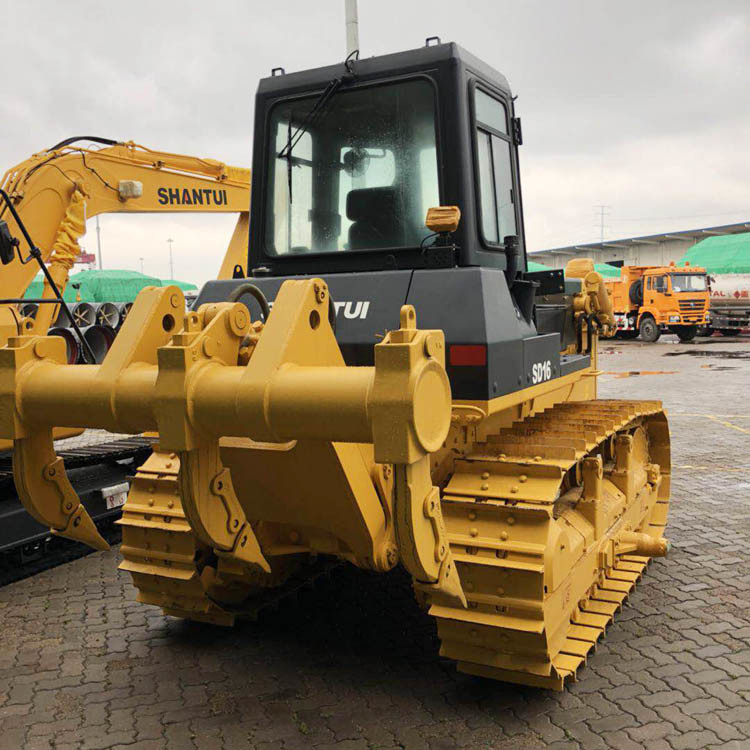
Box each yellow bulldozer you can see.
[0,41,670,690]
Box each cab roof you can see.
[258,41,512,98]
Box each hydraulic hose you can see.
[47,136,119,151]
[227,283,271,321]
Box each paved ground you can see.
[1,334,749,750]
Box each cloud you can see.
[83,213,240,284]
[1,0,747,282]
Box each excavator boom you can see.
[0,138,251,309]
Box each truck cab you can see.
[607,263,709,342]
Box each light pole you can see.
[96,215,103,269]
[167,238,174,280]
[345,0,359,56]
[139,257,145,274]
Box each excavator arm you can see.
[0,138,250,338]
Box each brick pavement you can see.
[0,334,748,749]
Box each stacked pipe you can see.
[23,297,182,364]
[45,302,118,364]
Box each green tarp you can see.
[24,270,197,302]
[161,279,199,293]
[527,260,552,272]
[594,263,621,278]
[527,260,621,278]
[678,233,750,275]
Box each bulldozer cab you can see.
[197,41,609,401]
[247,41,526,277]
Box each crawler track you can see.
[119,400,670,690]
[119,450,335,625]
[432,399,670,689]
[0,436,153,586]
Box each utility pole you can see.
[594,205,610,243]
[167,238,174,280]
[95,215,103,269]
[345,0,359,57]
[139,257,145,274]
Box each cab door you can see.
[644,276,655,306]
[654,275,667,298]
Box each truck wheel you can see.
[676,326,697,343]
[639,317,660,342]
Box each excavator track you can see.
[431,399,670,690]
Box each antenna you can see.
[345,0,359,57]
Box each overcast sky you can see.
[2,1,748,285]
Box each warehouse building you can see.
[530,220,750,270]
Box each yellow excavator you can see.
[0,42,671,691]
[0,137,252,536]
[0,136,251,346]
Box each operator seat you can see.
[347,187,398,250]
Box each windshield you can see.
[670,273,707,292]
[265,79,440,256]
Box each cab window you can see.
[474,88,516,245]
[670,273,707,292]
[265,78,440,256]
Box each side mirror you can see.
[0,220,18,265]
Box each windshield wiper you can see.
[278,77,345,163]
[277,50,359,208]
[278,78,343,210]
